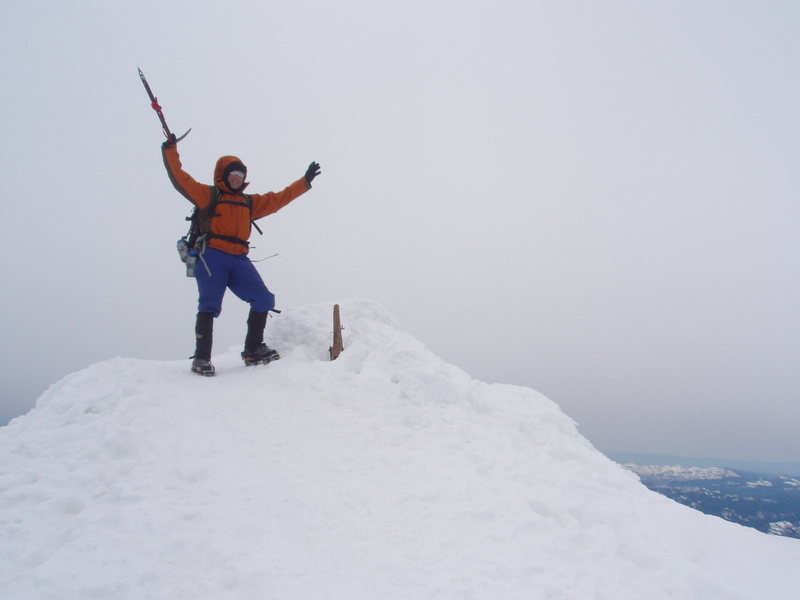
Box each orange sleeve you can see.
[161,144,213,209]
[250,178,311,220]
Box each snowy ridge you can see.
[1,299,799,600]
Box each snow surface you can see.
[2,298,799,600]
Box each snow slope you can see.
[1,299,798,600]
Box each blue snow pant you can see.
[195,247,275,317]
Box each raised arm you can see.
[161,140,213,209]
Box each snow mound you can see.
[1,299,798,600]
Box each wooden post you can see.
[329,304,344,361]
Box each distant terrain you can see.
[620,463,800,539]
[606,452,800,477]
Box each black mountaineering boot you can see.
[241,310,280,366]
[191,358,215,376]
[241,343,280,366]
[192,312,215,376]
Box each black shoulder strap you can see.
[193,186,222,235]
[243,194,263,236]
[197,188,262,238]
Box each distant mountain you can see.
[625,464,740,481]
[606,451,800,477]
[621,463,800,539]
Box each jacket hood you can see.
[214,155,249,193]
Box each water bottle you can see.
[177,238,197,277]
[186,250,197,278]
[177,238,190,262]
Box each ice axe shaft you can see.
[138,68,191,141]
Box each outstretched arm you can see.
[250,178,311,220]
[250,161,321,220]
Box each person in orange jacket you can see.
[162,135,321,376]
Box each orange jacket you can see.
[162,144,311,255]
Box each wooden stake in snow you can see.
[329,304,344,361]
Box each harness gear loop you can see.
[195,235,212,277]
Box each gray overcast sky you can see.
[1,1,798,463]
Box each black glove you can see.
[305,161,321,184]
[162,133,177,149]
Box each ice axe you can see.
[138,68,191,142]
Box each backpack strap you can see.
[244,194,263,235]
[194,188,262,249]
